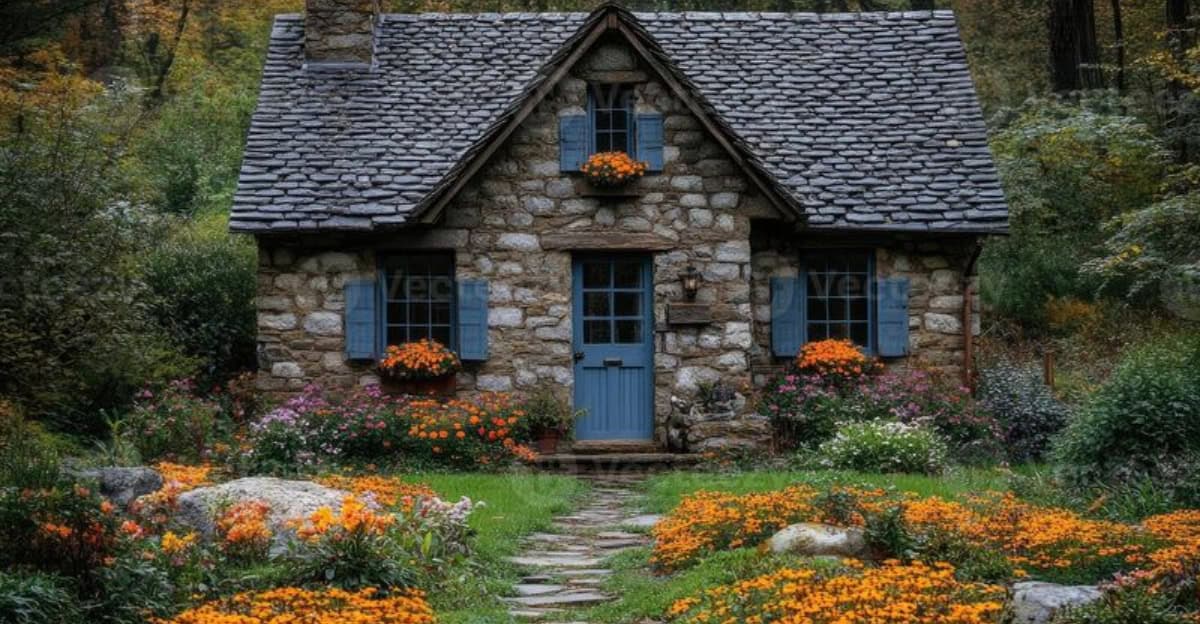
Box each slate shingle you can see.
[230,10,1008,234]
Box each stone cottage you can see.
[232,1,1008,451]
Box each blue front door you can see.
[572,255,655,441]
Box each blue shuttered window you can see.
[876,277,911,357]
[456,279,489,361]
[771,277,805,358]
[559,115,589,172]
[561,84,665,174]
[344,280,378,360]
[636,113,664,172]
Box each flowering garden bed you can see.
[646,483,1200,623]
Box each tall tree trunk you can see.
[147,0,189,104]
[1165,0,1193,160]
[1110,0,1125,93]
[1048,0,1104,92]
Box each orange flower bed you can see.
[1138,510,1200,594]
[315,475,435,512]
[902,493,1145,575]
[134,462,214,529]
[379,339,461,381]
[292,496,395,543]
[668,560,1006,624]
[152,587,435,624]
[795,338,878,380]
[580,151,648,187]
[651,486,820,571]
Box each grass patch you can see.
[400,472,588,623]
[638,466,1043,514]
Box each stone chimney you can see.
[305,0,379,65]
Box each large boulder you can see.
[176,477,347,547]
[74,466,163,508]
[764,523,868,557]
[1009,581,1102,624]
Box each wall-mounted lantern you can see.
[680,265,701,302]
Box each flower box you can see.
[381,374,457,397]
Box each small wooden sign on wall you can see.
[667,303,712,325]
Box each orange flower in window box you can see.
[794,338,880,384]
[378,339,461,396]
[580,151,648,188]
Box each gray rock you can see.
[765,523,868,557]
[1009,582,1102,624]
[176,477,348,549]
[74,466,163,508]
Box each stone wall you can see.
[253,35,981,451]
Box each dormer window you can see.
[589,83,634,153]
[559,84,663,174]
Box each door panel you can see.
[572,255,654,441]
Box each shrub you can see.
[667,560,1006,624]
[0,571,81,624]
[757,372,841,448]
[151,587,435,624]
[815,421,949,475]
[0,482,123,587]
[404,395,535,468]
[214,500,272,562]
[121,380,226,462]
[1055,337,1200,499]
[978,362,1070,462]
[141,214,257,388]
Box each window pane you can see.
[615,320,642,344]
[429,276,454,301]
[613,262,641,288]
[431,326,452,346]
[807,272,829,297]
[611,131,629,152]
[829,323,849,339]
[386,326,405,346]
[596,133,612,152]
[850,323,869,346]
[407,276,429,299]
[410,326,430,341]
[612,112,628,130]
[584,320,611,344]
[431,303,451,325]
[584,292,610,317]
[583,263,609,288]
[595,110,612,131]
[828,298,848,321]
[614,292,640,317]
[388,302,407,324]
[849,297,868,320]
[807,323,828,341]
[807,297,826,322]
[410,302,429,324]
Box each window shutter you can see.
[456,279,489,361]
[771,276,806,358]
[344,279,378,360]
[636,113,664,172]
[559,115,588,173]
[877,277,911,357]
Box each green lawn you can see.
[401,472,588,623]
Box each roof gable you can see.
[231,7,1008,234]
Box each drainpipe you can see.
[961,241,983,391]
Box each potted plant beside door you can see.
[378,339,462,397]
[523,386,583,455]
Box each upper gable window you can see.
[589,83,634,153]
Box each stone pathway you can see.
[503,475,662,622]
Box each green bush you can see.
[1055,336,1200,503]
[977,362,1070,462]
[141,214,257,388]
[812,421,949,475]
[0,572,81,624]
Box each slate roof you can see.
[231,8,1008,234]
